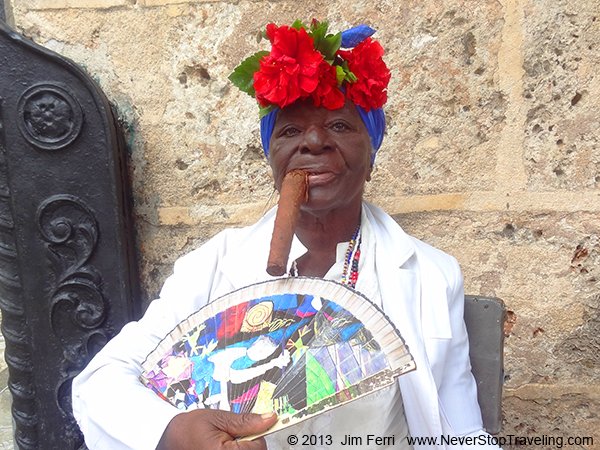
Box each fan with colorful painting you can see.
[139,277,415,438]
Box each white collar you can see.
[219,202,417,291]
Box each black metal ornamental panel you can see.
[0,21,140,449]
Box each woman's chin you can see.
[299,192,362,217]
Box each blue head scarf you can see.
[260,25,386,164]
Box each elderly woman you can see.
[72,21,498,450]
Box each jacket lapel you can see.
[364,203,445,441]
[218,208,276,291]
[219,207,308,291]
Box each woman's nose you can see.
[301,126,331,154]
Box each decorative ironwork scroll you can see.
[0,21,140,449]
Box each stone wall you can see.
[5,0,599,447]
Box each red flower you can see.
[311,61,345,110]
[338,38,390,111]
[253,25,324,108]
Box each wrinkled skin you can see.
[268,99,373,277]
[269,99,372,217]
[156,410,277,450]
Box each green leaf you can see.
[346,70,358,83]
[340,61,357,83]
[258,104,274,119]
[309,20,329,50]
[291,19,306,30]
[228,51,269,96]
[318,32,342,61]
[335,65,346,85]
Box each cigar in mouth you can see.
[267,169,309,276]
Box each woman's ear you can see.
[366,164,373,182]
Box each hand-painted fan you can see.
[140,277,416,437]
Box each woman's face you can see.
[268,100,373,216]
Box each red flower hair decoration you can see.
[229,20,390,117]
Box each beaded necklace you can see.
[289,225,362,289]
[341,226,362,289]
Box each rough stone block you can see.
[138,0,211,5]
[391,210,599,388]
[22,0,131,9]
[502,393,599,449]
[523,0,600,191]
[366,2,506,195]
[158,206,195,225]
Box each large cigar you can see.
[267,169,309,276]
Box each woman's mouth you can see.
[307,172,337,186]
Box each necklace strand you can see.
[289,226,362,289]
[341,226,361,288]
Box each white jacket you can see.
[72,202,499,449]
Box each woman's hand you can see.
[156,410,277,450]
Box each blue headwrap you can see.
[260,25,386,163]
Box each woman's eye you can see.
[282,127,300,137]
[330,121,350,132]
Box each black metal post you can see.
[0,21,140,449]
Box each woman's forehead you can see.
[275,100,363,124]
